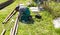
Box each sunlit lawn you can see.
[0,0,60,35]
[0,0,8,3]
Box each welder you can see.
[15,4,33,23]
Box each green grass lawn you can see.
[17,11,58,35]
[0,0,7,3]
[0,0,60,35]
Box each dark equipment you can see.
[35,14,42,19]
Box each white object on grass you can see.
[19,4,27,9]
[30,7,39,12]
[53,17,60,28]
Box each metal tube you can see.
[11,12,19,35]
[2,10,17,24]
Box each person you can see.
[15,4,33,23]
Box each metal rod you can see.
[1,29,6,35]
[2,10,17,24]
[10,28,13,35]
[11,12,19,35]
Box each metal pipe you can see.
[11,12,19,35]
[1,29,6,35]
[2,10,17,24]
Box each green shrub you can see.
[44,1,60,17]
[50,2,60,17]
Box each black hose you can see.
[0,0,14,10]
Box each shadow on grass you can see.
[19,19,34,24]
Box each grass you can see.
[0,0,7,3]
[17,11,57,35]
[0,0,60,35]
[0,0,20,34]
